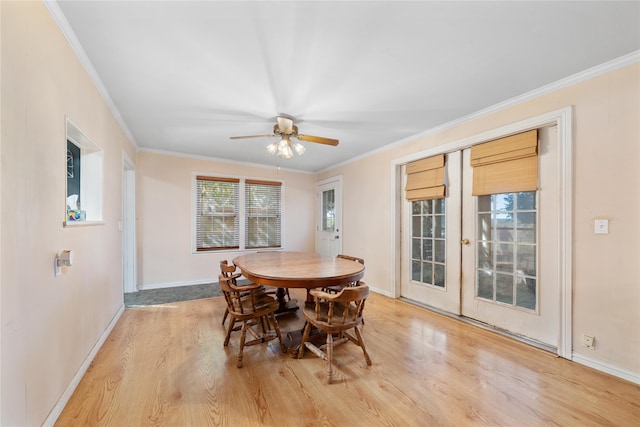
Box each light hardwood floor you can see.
[56,289,640,426]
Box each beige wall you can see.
[1,2,136,425]
[136,151,316,288]
[319,63,640,376]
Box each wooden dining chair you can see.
[219,274,285,368]
[337,254,365,265]
[297,283,371,383]
[220,260,246,325]
[323,254,365,294]
[219,259,273,326]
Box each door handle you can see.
[460,238,470,246]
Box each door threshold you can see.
[399,297,558,355]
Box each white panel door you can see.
[316,177,342,257]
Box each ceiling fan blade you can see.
[277,116,294,133]
[230,134,276,140]
[297,134,339,146]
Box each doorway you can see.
[316,176,342,257]
[395,108,573,357]
[122,153,137,294]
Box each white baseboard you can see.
[42,304,125,427]
[369,284,392,298]
[136,279,215,291]
[572,352,640,385]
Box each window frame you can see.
[192,174,284,253]
[64,118,104,227]
[474,191,539,312]
[245,179,282,250]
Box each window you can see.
[411,198,446,288]
[476,191,537,310]
[245,180,282,249]
[195,177,240,251]
[321,188,335,231]
[65,118,103,225]
[194,176,283,252]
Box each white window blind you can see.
[245,180,282,249]
[196,176,240,251]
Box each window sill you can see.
[63,220,105,228]
[192,248,284,255]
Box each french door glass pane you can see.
[411,199,446,289]
[475,192,537,311]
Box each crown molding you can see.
[44,1,139,149]
[322,50,640,174]
[137,147,315,175]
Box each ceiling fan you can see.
[230,116,339,159]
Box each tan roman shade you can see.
[405,154,446,201]
[470,130,538,196]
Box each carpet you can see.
[124,282,227,307]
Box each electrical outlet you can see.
[582,334,595,350]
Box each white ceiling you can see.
[52,1,639,173]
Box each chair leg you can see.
[223,315,235,347]
[297,322,312,359]
[222,307,229,325]
[353,326,371,366]
[259,315,269,334]
[268,312,285,353]
[326,332,334,383]
[237,321,247,368]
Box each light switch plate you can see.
[594,219,609,234]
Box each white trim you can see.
[390,106,573,360]
[316,174,343,187]
[572,353,640,386]
[65,118,104,223]
[369,286,392,298]
[122,152,137,293]
[137,279,215,292]
[556,108,573,360]
[62,220,105,228]
[139,147,315,175]
[315,175,343,256]
[44,1,138,148]
[42,304,125,427]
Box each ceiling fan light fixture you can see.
[268,135,296,159]
[278,143,294,159]
[266,142,278,155]
[232,115,337,160]
[293,142,305,155]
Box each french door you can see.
[400,151,462,314]
[401,126,559,347]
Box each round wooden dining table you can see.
[232,251,365,291]
[233,251,365,311]
[233,251,365,355]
